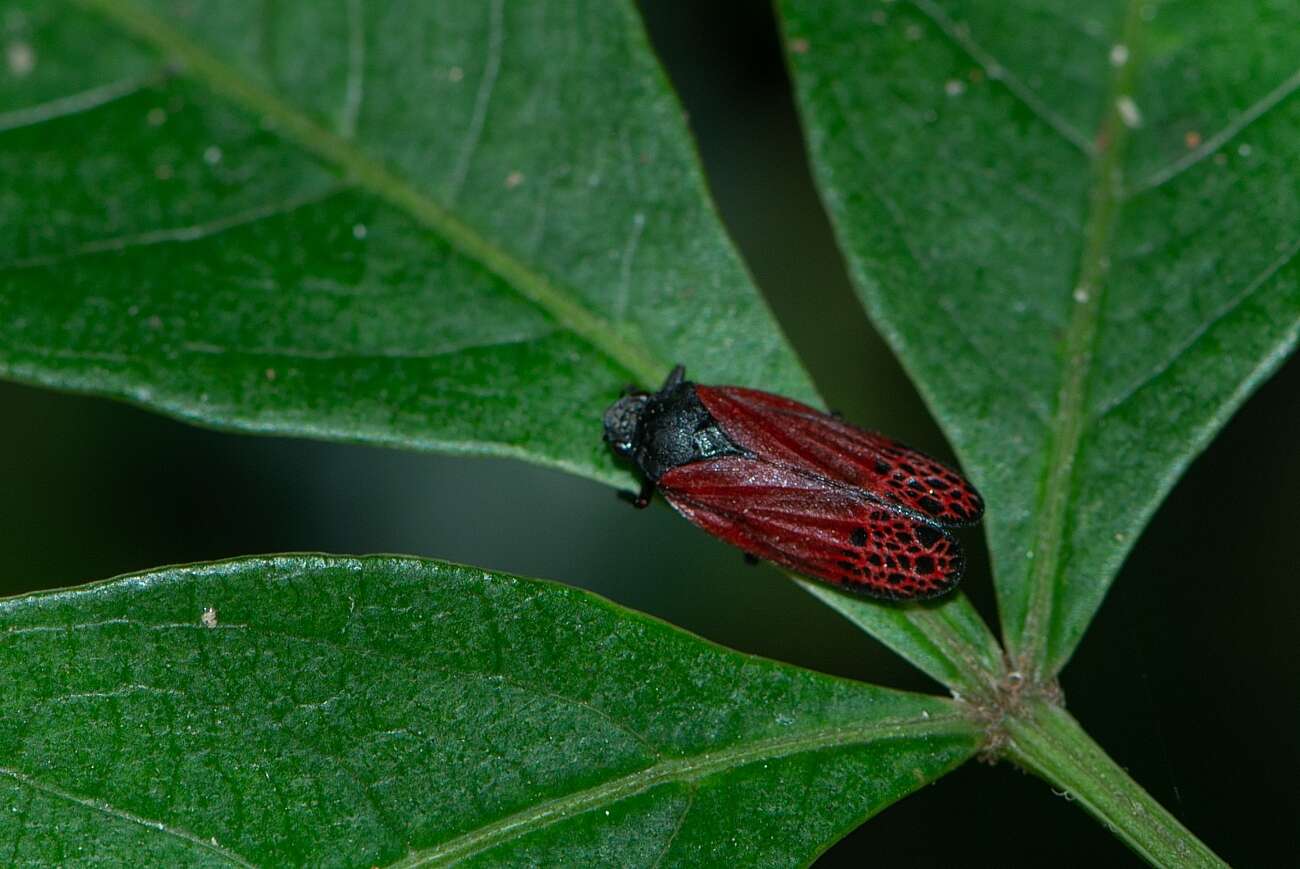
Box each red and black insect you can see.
[603,365,984,600]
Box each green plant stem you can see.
[1001,699,1227,869]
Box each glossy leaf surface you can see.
[0,556,980,866]
[0,0,1005,693]
[780,0,1300,674]
[0,0,813,486]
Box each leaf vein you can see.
[906,0,1094,155]
[614,211,648,325]
[0,766,254,867]
[1094,234,1300,420]
[829,82,1052,426]
[1127,65,1300,195]
[0,72,159,134]
[445,0,504,203]
[651,785,695,868]
[173,333,557,364]
[1015,0,1144,675]
[339,0,366,139]
[73,0,665,387]
[3,617,666,762]
[391,714,972,867]
[0,187,341,274]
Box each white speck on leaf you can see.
[1073,286,1090,303]
[504,170,525,189]
[1109,44,1129,67]
[201,607,218,628]
[448,66,464,83]
[1237,143,1252,157]
[1116,96,1141,128]
[352,223,368,239]
[6,40,34,76]
[203,145,222,165]
[944,79,965,97]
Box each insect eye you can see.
[603,396,647,455]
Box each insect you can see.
[602,365,984,600]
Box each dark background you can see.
[3,3,1297,865]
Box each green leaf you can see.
[0,0,1006,695]
[797,580,1003,702]
[0,0,814,487]
[779,0,1300,676]
[0,556,980,866]
[1002,699,1225,869]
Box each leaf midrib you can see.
[1013,0,1144,678]
[392,714,974,867]
[72,0,667,389]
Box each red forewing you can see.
[658,457,964,600]
[694,386,984,526]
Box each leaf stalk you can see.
[999,699,1227,869]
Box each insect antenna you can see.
[660,364,686,392]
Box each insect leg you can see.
[616,478,655,509]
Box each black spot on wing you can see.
[914,524,942,548]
